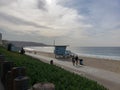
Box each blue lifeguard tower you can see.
[54,45,69,58]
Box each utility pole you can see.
[53,40,55,46]
[0,33,2,45]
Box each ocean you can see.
[25,46,120,60]
[70,47,120,60]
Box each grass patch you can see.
[0,46,107,90]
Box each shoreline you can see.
[76,53,120,61]
[26,50,120,74]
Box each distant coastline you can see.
[2,40,47,47]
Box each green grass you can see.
[0,46,107,90]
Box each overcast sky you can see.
[0,0,120,46]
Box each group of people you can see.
[71,55,83,66]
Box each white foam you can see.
[24,46,54,53]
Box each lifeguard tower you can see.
[54,45,69,58]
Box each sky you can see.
[0,0,120,46]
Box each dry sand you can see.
[27,51,120,74]
[80,56,120,74]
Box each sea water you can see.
[25,46,120,60]
[70,47,120,60]
[24,46,54,53]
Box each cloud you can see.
[37,0,46,10]
[0,0,120,46]
[0,0,90,38]
[0,12,51,29]
[0,0,16,6]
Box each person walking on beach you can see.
[75,55,78,65]
[72,56,75,66]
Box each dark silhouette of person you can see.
[20,47,25,54]
[79,59,83,65]
[7,43,12,51]
[75,55,78,65]
[72,56,75,66]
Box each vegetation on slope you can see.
[0,47,107,90]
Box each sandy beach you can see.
[26,51,120,90]
[80,56,120,74]
[29,51,120,74]
[26,50,120,90]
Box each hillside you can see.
[2,40,47,47]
